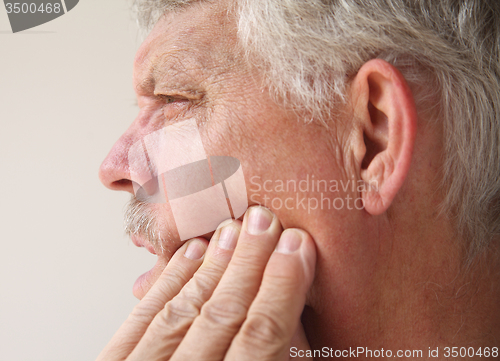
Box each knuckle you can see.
[183,272,217,300]
[135,300,199,342]
[155,267,225,330]
[196,264,225,287]
[240,310,288,347]
[151,268,190,301]
[160,296,201,327]
[229,255,264,275]
[200,292,250,330]
[166,267,189,288]
[267,271,301,289]
[129,303,157,326]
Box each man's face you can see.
[99,1,356,300]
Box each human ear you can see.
[350,59,417,215]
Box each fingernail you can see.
[184,240,206,260]
[218,224,239,250]
[216,218,234,230]
[247,206,273,235]
[275,229,302,254]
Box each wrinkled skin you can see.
[98,1,500,360]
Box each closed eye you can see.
[155,94,192,120]
[157,94,196,108]
[158,94,181,104]
[165,95,178,104]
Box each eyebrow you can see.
[137,75,155,95]
[137,58,165,95]
[136,53,203,95]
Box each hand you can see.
[96,206,317,361]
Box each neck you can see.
[304,207,500,360]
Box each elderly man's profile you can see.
[97,0,500,359]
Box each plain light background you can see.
[0,1,156,360]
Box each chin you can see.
[130,231,215,299]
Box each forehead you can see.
[133,2,239,90]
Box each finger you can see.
[96,238,208,361]
[289,323,314,361]
[225,228,316,361]
[171,206,282,361]
[127,220,242,361]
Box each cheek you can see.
[199,109,255,160]
[197,101,349,226]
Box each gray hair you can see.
[133,0,500,263]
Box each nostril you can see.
[110,179,134,192]
[113,179,131,187]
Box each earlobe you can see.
[350,59,417,215]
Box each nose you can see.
[99,133,135,194]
